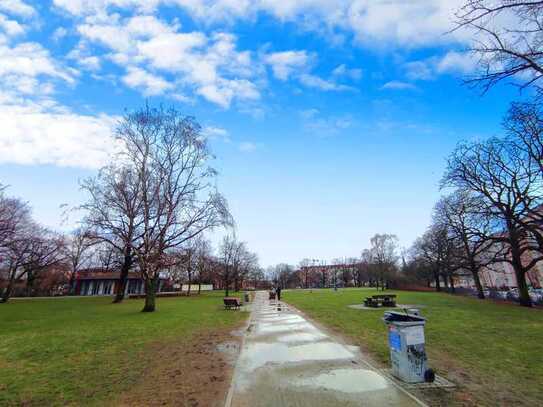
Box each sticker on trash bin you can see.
[404,326,425,345]
[388,330,401,351]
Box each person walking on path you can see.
[276,286,282,301]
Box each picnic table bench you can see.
[364,294,397,308]
[223,297,242,310]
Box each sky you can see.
[0,0,524,267]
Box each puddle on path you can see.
[277,332,328,344]
[292,368,389,394]
[241,341,354,371]
[256,321,318,335]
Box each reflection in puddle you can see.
[257,322,318,335]
[277,332,328,344]
[259,315,305,324]
[293,369,389,393]
[242,342,354,371]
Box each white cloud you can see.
[77,15,259,107]
[0,104,118,169]
[122,66,173,95]
[239,141,257,152]
[53,0,468,49]
[201,125,230,142]
[299,73,353,91]
[404,51,478,82]
[0,41,76,100]
[332,64,362,80]
[67,41,102,71]
[405,60,434,81]
[0,14,24,36]
[51,27,68,41]
[53,0,160,16]
[347,0,464,47]
[436,51,478,75]
[0,42,75,83]
[0,0,35,18]
[381,80,417,90]
[264,50,310,80]
[300,108,354,136]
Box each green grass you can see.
[284,288,543,406]
[0,292,245,406]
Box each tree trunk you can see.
[449,274,455,293]
[1,276,15,303]
[26,269,34,297]
[187,269,192,296]
[509,225,532,307]
[434,271,441,292]
[68,272,76,295]
[198,281,201,295]
[442,273,449,290]
[113,251,132,304]
[515,269,532,307]
[472,268,485,299]
[142,276,158,312]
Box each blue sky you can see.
[0,0,524,266]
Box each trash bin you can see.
[383,311,434,383]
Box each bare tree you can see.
[502,101,543,254]
[442,137,543,306]
[218,234,243,296]
[237,248,259,291]
[0,194,30,253]
[434,192,496,299]
[455,1,543,92]
[1,219,63,302]
[194,237,213,294]
[411,225,458,292]
[298,258,312,288]
[367,234,399,291]
[64,228,94,294]
[22,229,65,297]
[81,165,142,303]
[117,106,231,312]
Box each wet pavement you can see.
[227,291,425,407]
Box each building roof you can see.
[75,268,141,281]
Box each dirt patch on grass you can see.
[115,328,242,407]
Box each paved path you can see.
[227,291,424,407]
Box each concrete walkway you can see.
[226,291,425,407]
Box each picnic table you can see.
[364,294,397,308]
[223,297,242,310]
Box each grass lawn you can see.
[284,288,543,406]
[0,292,246,406]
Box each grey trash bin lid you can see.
[383,311,426,326]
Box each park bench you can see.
[364,294,397,308]
[223,297,242,310]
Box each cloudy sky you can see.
[0,0,522,266]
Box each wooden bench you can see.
[364,294,397,308]
[223,297,242,310]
